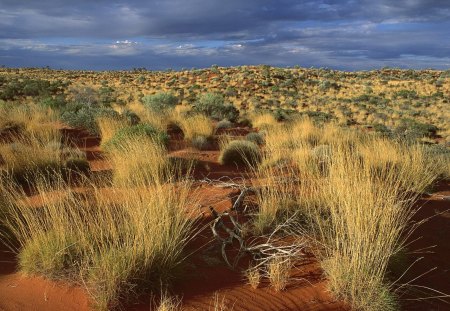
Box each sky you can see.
[0,0,449,71]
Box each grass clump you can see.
[244,265,261,289]
[108,136,169,187]
[219,140,261,166]
[103,123,169,151]
[1,168,199,310]
[60,104,119,135]
[266,256,291,292]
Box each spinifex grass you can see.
[1,141,199,310]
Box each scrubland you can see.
[0,66,449,311]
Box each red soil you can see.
[400,180,450,310]
[0,125,448,311]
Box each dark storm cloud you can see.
[0,0,449,70]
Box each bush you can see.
[215,119,233,130]
[60,104,119,135]
[245,132,265,145]
[39,96,67,110]
[194,93,239,122]
[142,93,178,112]
[395,119,438,139]
[219,140,261,166]
[103,123,169,150]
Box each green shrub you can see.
[372,123,392,136]
[245,132,265,145]
[393,89,418,99]
[395,119,438,139]
[215,119,233,130]
[103,124,169,150]
[39,95,67,110]
[194,93,239,122]
[142,92,178,112]
[219,140,261,166]
[238,117,253,128]
[60,104,119,135]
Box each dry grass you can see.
[250,113,278,130]
[244,265,261,289]
[266,256,291,292]
[210,292,232,311]
[1,139,199,310]
[97,116,128,145]
[156,293,181,311]
[176,114,214,141]
[252,163,295,234]
[107,136,169,187]
[127,102,167,132]
[254,119,444,310]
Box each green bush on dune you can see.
[194,93,239,122]
[142,92,178,112]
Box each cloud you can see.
[0,0,449,70]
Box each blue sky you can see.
[0,0,449,70]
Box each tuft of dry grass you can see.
[107,136,168,187]
[250,113,278,130]
[177,114,214,142]
[266,256,291,292]
[156,292,181,311]
[244,265,261,289]
[210,292,232,311]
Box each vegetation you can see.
[103,123,169,150]
[194,93,239,122]
[142,92,178,112]
[0,66,449,311]
[219,140,261,166]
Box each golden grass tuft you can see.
[244,265,261,289]
[266,256,291,292]
[106,136,168,187]
[177,114,214,141]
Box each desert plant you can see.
[142,92,178,112]
[60,105,118,135]
[244,265,261,289]
[97,117,128,146]
[266,256,291,292]
[191,135,212,150]
[215,119,233,130]
[250,113,278,130]
[303,143,438,311]
[103,123,169,151]
[176,114,214,144]
[107,136,169,187]
[156,293,181,311]
[245,132,265,145]
[194,93,239,122]
[1,168,199,310]
[219,140,261,166]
